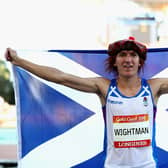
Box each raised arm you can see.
[5,48,110,102]
[148,78,168,103]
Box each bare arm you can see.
[148,78,168,103]
[5,48,110,99]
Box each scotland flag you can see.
[13,49,168,168]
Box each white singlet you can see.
[104,78,157,168]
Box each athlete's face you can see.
[114,50,140,78]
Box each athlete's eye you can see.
[130,52,138,57]
[118,52,127,57]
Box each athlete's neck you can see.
[116,76,141,97]
[117,76,141,88]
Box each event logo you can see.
[143,97,148,107]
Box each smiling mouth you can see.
[122,65,135,72]
[123,65,133,68]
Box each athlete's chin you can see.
[121,72,137,78]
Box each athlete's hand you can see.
[5,48,20,65]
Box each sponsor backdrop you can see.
[13,49,168,168]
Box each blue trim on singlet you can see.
[105,80,114,103]
[147,81,158,167]
[146,80,157,115]
[113,78,151,98]
[143,80,158,166]
[105,78,158,167]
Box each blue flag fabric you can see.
[13,49,168,168]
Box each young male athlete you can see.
[5,37,168,168]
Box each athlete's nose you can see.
[124,55,132,62]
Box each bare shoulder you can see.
[94,77,111,106]
[148,78,168,98]
[95,77,111,93]
[95,77,110,84]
